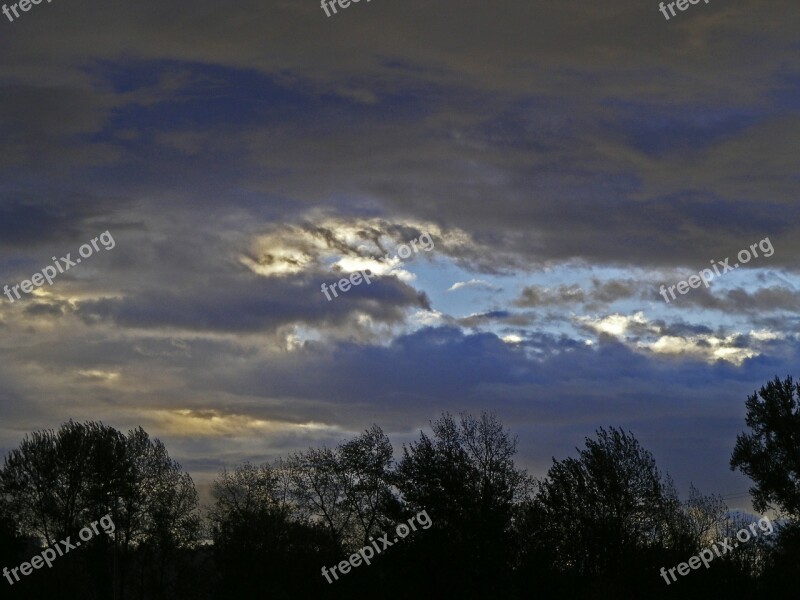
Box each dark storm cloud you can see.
[75,273,429,332]
[0,0,796,272]
[658,321,715,338]
[189,327,529,413]
[0,196,102,249]
[23,301,67,318]
[192,325,795,423]
[160,324,800,494]
[0,84,119,168]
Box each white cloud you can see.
[577,312,774,365]
[640,335,758,366]
[576,311,651,337]
[501,334,523,344]
[447,279,500,292]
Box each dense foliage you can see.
[1,378,799,599]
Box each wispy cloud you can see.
[447,279,500,292]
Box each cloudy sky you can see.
[0,0,798,507]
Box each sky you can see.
[0,0,798,509]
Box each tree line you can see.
[1,376,799,599]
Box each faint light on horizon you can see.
[77,369,120,381]
[143,408,339,437]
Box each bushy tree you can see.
[731,376,800,519]
[208,462,328,599]
[395,412,530,599]
[518,428,685,597]
[290,425,395,554]
[0,420,200,599]
[338,424,397,546]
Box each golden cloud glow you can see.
[77,369,120,381]
[239,216,454,279]
[577,312,650,336]
[144,408,335,437]
[578,312,775,365]
[642,335,757,365]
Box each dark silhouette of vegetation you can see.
[730,375,800,597]
[394,412,529,599]
[731,376,800,519]
[1,378,798,599]
[0,421,204,600]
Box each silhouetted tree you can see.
[0,421,200,600]
[729,375,800,599]
[760,521,800,596]
[290,425,395,556]
[731,375,800,519]
[5,411,793,599]
[679,484,728,547]
[338,425,397,546]
[518,428,686,597]
[208,461,329,599]
[0,500,24,581]
[395,412,530,599]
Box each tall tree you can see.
[0,421,200,599]
[208,461,329,599]
[289,425,395,554]
[395,412,529,599]
[520,427,681,597]
[289,446,353,554]
[337,424,396,545]
[731,375,800,519]
[397,412,529,525]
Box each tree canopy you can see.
[1,392,798,599]
[731,375,800,519]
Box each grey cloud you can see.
[663,284,800,314]
[456,310,537,328]
[0,0,796,275]
[0,0,798,509]
[75,273,429,333]
[589,279,641,304]
[515,284,585,307]
[515,279,647,309]
[23,302,68,318]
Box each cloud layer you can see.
[0,0,798,507]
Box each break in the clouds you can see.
[0,0,798,505]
